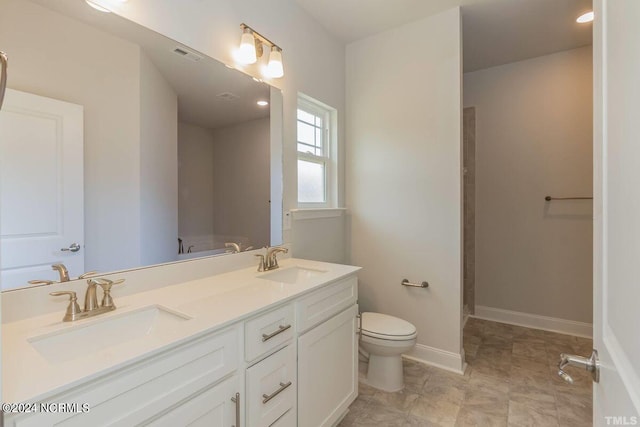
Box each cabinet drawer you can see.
[270,409,295,427]
[145,374,240,427]
[8,327,239,427]
[246,344,296,427]
[296,275,357,333]
[245,304,294,362]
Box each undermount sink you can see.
[258,266,327,284]
[29,305,192,364]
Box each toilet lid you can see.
[361,312,417,340]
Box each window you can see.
[297,94,336,206]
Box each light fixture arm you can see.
[240,23,281,56]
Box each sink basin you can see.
[29,305,192,364]
[258,266,327,284]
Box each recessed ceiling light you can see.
[85,0,111,12]
[257,100,269,107]
[576,11,594,23]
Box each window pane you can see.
[298,160,325,203]
[315,115,323,127]
[297,121,315,147]
[297,109,315,124]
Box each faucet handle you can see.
[78,271,99,279]
[255,254,266,272]
[29,279,55,285]
[50,291,81,322]
[93,278,125,308]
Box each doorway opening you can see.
[461,0,594,424]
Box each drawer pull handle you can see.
[262,381,292,404]
[261,324,291,342]
[231,392,240,427]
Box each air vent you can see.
[216,92,240,101]
[172,47,203,62]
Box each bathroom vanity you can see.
[2,258,360,426]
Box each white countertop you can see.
[2,258,360,404]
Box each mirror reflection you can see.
[0,0,283,291]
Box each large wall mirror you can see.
[0,0,283,291]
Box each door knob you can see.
[60,243,81,253]
[557,349,600,384]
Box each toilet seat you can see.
[361,312,417,341]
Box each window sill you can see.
[290,208,347,220]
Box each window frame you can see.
[296,94,336,208]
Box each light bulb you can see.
[257,100,269,107]
[576,11,594,23]
[265,46,284,79]
[237,30,257,65]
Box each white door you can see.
[0,89,84,290]
[591,0,640,424]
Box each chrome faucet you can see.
[225,242,241,253]
[255,246,289,272]
[28,265,98,286]
[225,242,254,253]
[52,264,70,282]
[50,278,125,322]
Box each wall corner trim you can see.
[403,344,465,374]
[290,208,347,220]
[473,305,593,338]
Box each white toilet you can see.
[359,312,417,392]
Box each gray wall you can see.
[140,53,178,266]
[464,46,593,323]
[212,118,271,249]
[178,122,216,240]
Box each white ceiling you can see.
[293,0,488,43]
[462,0,592,72]
[31,0,270,130]
[294,0,592,72]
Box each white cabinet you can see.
[6,327,240,427]
[246,344,296,427]
[296,275,357,333]
[146,374,240,427]
[245,304,294,362]
[270,409,296,427]
[297,305,358,427]
[5,272,359,427]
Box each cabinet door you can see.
[146,374,241,427]
[298,305,358,427]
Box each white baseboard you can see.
[473,305,592,338]
[404,344,466,374]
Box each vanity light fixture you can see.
[236,23,284,78]
[257,100,269,107]
[576,11,594,23]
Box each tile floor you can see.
[339,318,593,426]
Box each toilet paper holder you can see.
[401,279,429,288]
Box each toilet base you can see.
[365,354,405,392]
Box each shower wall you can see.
[464,46,593,327]
[463,107,476,315]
